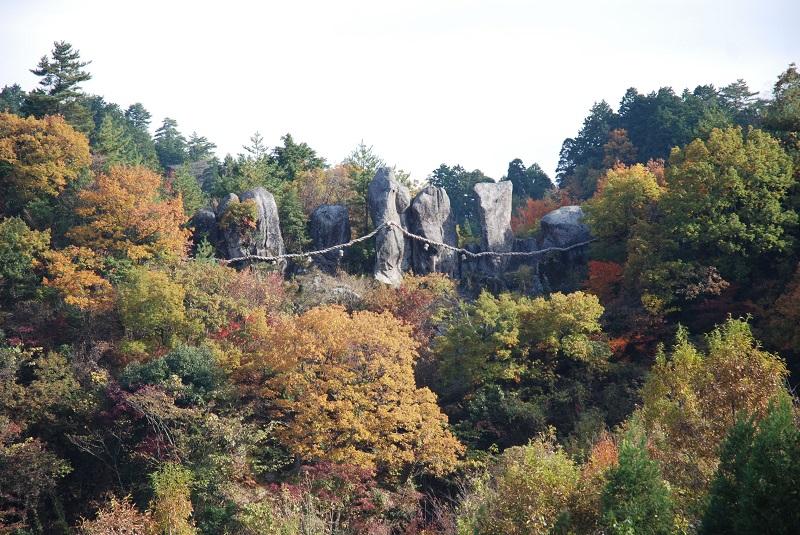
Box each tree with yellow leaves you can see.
[68,165,189,261]
[640,318,789,521]
[237,305,463,480]
[42,246,114,312]
[0,112,90,214]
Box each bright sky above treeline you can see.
[1,0,798,181]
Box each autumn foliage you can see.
[0,112,90,205]
[68,165,190,261]
[236,305,464,479]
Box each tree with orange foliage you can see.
[68,165,189,261]
[42,246,114,312]
[0,112,90,213]
[236,305,463,480]
[602,128,638,169]
[585,260,624,303]
[510,197,560,237]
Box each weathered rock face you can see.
[473,181,514,274]
[474,181,514,252]
[213,188,285,269]
[538,205,591,248]
[190,208,221,251]
[310,204,351,273]
[367,167,411,286]
[240,187,285,258]
[408,186,458,276]
[537,205,591,292]
[216,193,243,259]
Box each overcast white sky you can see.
[1,0,798,180]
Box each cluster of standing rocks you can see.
[191,167,591,293]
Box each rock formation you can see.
[538,205,591,248]
[367,167,411,286]
[189,208,221,252]
[310,204,351,273]
[408,186,458,277]
[473,181,514,273]
[212,188,285,269]
[536,205,591,291]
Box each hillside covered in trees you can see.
[2,41,800,535]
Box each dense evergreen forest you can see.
[1,41,800,534]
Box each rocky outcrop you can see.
[538,205,590,248]
[408,186,458,277]
[189,208,221,252]
[368,167,411,286]
[310,204,351,273]
[212,188,285,269]
[536,205,591,292]
[473,181,514,274]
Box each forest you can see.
[1,40,800,535]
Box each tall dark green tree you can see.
[187,132,217,161]
[0,84,25,115]
[124,103,152,130]
[154,117,188,168]
[271,133,325,181]
[22,41,94,133]
[344,140,386,233]
[505,158,554,205]
[557,100,618,198]
[124,103,159,169]
[601,427,674,535]
[428,164,493,240]
[702,396,800,535]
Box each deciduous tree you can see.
[68,165,189,261]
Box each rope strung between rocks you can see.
[221,220,595,265]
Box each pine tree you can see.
[154,117,188,168]
[22,41,94,134]
[186,132,216,161]
[703,396,800,534]
[601,427,674,535]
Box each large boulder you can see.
[189,208,222,253]
[474,181,514,273]
[538,205,591,248]
[215,188,285,269]
[536,205,591,292]
[368,167,411,286]
[310,204,351,273]
[408,186,458,277]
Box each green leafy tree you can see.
[150,462,197,535]
[433,291,611,448]
[601,426,674,535]
[22,41,94,134]
[661,126,796,280]
[117,266,196,349]
[155,117,188,168]
[583,163,664,263]
[641,319,789,521]
[0,217,50,302]
[457,431,580,535]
